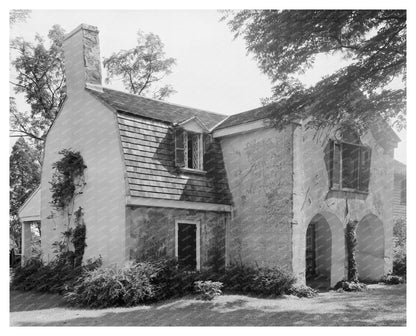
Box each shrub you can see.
[64,261,158,308]
[10,256,102,294]
[334,280,367,292]
[220,264,296,297]
[287,284,318,298]
[194,281,223,300]
[381,274,405,285]
[150,258,200,300]
[393,218,406,276]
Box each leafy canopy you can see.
[224,10,406,133]
[9,137,41,249]
[10,24,66,143]
[103,30,176,100]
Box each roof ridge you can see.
[100,87,228,118]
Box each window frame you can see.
[174,219,201,271]
[329,140,371,194]
[175,128,205,173]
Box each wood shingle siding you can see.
[117,112,232,205]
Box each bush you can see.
[381,274,405,285]
[220,264,296,297]
[64,261,158,308]
[10,257,102,294]
[287,284,318,298]
[393,218,406,276]
[334,280,367,292]
[150,258,200,300]
[194,281,223,300]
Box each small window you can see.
[400,179,406,205]
[329,140,371,192]
[174,128,204,171]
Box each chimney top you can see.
[63,23,103,94]
[64,23,99,41]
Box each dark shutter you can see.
[342,143,360,189]
[174,128,185,167]
[359,146,371,192]
[331,141,341,189]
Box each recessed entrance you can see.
[175,220,200,271]
[305,215,332,289]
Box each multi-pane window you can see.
[175,128,204,170]
[329,140,371,192]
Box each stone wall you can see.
[219,126,294,269]
[126,206,230,272]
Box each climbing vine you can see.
[346,220,358,282]
[49,149,87,266]
[50,149,87,211]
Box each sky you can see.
[9,9,406,163]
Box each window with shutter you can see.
[174,128,204,171]
[329,140,371,193]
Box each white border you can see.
[175,219,201,271]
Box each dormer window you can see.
[174,117,208,172]
[175,129,203,170]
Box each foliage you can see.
[64,261,159,308]
[194,281,223,300]
[346,220,358,282]
[49,149,87,211]
[220,264,296,296]
[72,207,87,267]
[10,256,102,294]
[10,25,66,144]
[9,137,41,250]
[287,284,318,298]
[103,30,176,100]
[334,280,367,292]
[10,10,31,26]
[223,10,406,133]
[393,217,406,276]
[150,258,200,300]
[381,274,405,285]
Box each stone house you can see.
[19,24,400,288]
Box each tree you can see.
[10,138,41,250]
[10,9,31,26]
[10,24,66,147]
[224,10,406,134]
[103,30,176,100]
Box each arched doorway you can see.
[357,214,385,281]
[305,214,332,289]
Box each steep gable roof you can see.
[87,87,227,130]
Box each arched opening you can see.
[357,214,385,281]
[305,214,332,289]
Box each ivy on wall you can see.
[346,220,358,282]
[49,149,87,266]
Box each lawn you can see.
[10,284,406,326]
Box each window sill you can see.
[329,187,369,195]
[180,167,207,175]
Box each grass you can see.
[10,284,406,326]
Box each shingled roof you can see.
[87,87,227,130]
[215,105,275,130]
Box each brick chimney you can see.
[63,24,103,95]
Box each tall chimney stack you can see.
[63,24,103,95]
